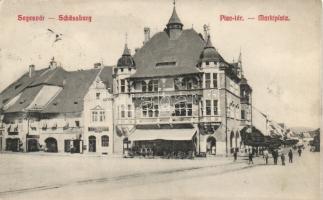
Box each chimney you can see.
[143,27,150,44]
[49,57,57,69]
[94,62,102,68]
[29,64,35,78]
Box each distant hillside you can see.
[289,127,315,134]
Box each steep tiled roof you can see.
[131,29,204,78]
[0,68,47,109]
[43,69,100,113]
[99,66,114,90]
[0,66,114,114]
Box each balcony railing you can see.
[131,89,203,98]
[116,115,222,125]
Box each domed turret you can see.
[117,43,135,68]
[200,35,224,63]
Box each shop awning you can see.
[128,128,197,141]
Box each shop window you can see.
[101,135,109,147]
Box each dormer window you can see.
[96,93,100,99]
[155,61,176,68]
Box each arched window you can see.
[101,135,109,147]
[142,81,147,92]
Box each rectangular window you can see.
[121,106,125,118]
[175,102,191,116]
[99,111,105,122]
[128,105,132,118]
[101,136,109,147]
[96,93,100,99]
[213,100,218,115]
[154,104,159,117]
[206,100,211,115]
[142,105,148,117]
[200,101,204,115]
[241,110,246,120]
[187,103,192,116]
[120,80,126,93]
[205,73,211,89]
[213,73,217,88]
[75,121,80,128]
[92,111,98,122]
[153,80,158,92]
[142,81,147,92]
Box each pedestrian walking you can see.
[233,150,237,161]
[281,153,285,166]
[248,152,254,164]
[298,148,302,157]
[263,149,269,165]
[288,149,293,163]
[273,150,278,165]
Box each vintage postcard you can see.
[0,0,321,199]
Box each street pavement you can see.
[0,149,320,200]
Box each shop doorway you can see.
[45,137,58,152]
[88,136,96,152]
[206,137,216,155]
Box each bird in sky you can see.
[47,28,63,44]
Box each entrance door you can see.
[73,140,81,153]
[27,139,39,152]
[45,137,58,152]
[6,138,19,152]
[206,137,216,155]
[88,136,96,152]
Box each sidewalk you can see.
[0,152,255,195]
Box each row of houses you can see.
[0,4,253,156]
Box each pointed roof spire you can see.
[167,0,183,26]
[122,33,131,56]
[205,35,215,49]
[238,47,242,63]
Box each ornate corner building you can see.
[113,4,252,156]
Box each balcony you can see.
[116,115,222,126]
[131,89,203,98]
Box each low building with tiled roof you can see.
[0,58,114,154]
[113,3,253,156]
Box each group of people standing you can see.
[239,146,303,165]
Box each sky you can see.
[0,0,321,129]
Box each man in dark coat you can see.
[281,153,286,166]
[298,148,302,157]
[248,152,254,164]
